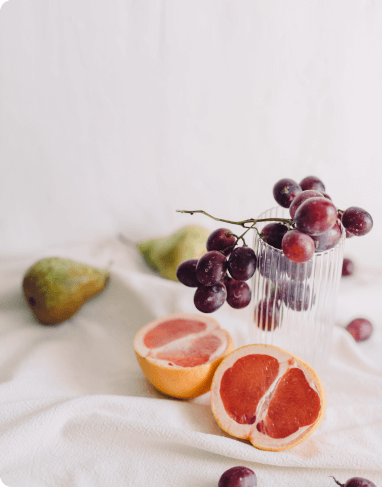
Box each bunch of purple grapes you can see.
[177,175,373,314]
[176,229,257,313]
[272,176,373,262]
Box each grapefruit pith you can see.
[211,344,326,451]
[134,313,234,399]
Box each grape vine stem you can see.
[176,209,294,228]
[232,222,257,248]
[329,477,344,487]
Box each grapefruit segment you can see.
[220,354,279,425]
[134,313,234,399]
[258,367,321,439]
[143,317,207,349]
[211,344,326,451]
[154,331,228,367]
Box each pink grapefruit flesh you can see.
[211,344,326,451]
[134,313,234,398]
[143,318,206,349]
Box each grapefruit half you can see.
[211,344,326,451]
[134,313,234,399]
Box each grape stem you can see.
[330,477,344,487]
[232,222,258,247]
[176,210,294,227]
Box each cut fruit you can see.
[211,344,326,451]
[134,313,234,399]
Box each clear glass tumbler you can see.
[250,206,345,372]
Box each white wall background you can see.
[0,0,381,258]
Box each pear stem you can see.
[118,234,137,247]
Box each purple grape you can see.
[176,259,199,287]
[261,223,288,249]
[341,207,373,237]
[289,190,325,219]
[342,257,355,277]
[218,466,257,487]
[268,281,285,303]
[339,212,354,238]
[300,175,326,192]
[257,250,286,281]
[228,247,257,281]
[346,318,373,342]
[273,178,302,208]
[294,197,338,236]
[311,220,342,251]
[281,229,315,263]
[194,283,227,313]
[207,228,237,256]
[285,259,313,281]
[222,273,233,287]
[196,251,227,286]
[322,192,332,200]
[226,280,252,309]
[281,281,313,312]
[331,476,377,487]
[254,299,280,331]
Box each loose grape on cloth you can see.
[0,236,381,487]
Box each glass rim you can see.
[253,206,346,258]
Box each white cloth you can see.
[0,236,381,487]
[1,0,382,256]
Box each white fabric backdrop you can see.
[0,0,381,254]
[1,1,382,486]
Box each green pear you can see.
[22,257,110,325]
[138,225,210,282]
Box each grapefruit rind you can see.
[134,313,234,399]
[211,343,326,451]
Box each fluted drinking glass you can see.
[250,207,345,372]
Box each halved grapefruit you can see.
[211,344,326,451]
[134,313,234,399]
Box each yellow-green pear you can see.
[138,225,210,282]
[22,257,110,325]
